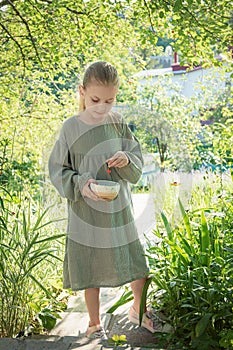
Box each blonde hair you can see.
[79,61,119,111]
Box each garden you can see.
[0,1,233,349]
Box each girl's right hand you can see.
[81,179,103,201]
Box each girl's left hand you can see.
[106,151,129,168]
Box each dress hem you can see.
[63,271,150,291]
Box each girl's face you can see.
[79,80,118,121]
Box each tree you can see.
[122,75,202,172]
[1,0,232,187]
[144,0,233,66]
[1,0,232,75]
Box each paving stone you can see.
[31,335,61,341]
[0,338,71,350]
[107,313,160,348]
[0,339,25,350]
[69,337,103,349]
[50,311,89,337]
[25,339,71,350]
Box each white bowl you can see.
[90,180,120,200]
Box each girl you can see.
[49,61,167,339]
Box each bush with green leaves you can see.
[0,189,66,337]
[194,85,233,171]
[0,138,43,201]
[143,172,233,350]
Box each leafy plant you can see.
[144,197,232,349]
[108,334,127,347]
[0,189,65,337]
[195,87,233,171]
[38,308,59,331]
[107,289,134,314]
[0,138,43,200]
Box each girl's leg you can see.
[85,288,100,326]
[130,277,147,313]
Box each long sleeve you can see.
[48,127,92,202]
[114,121,143,184]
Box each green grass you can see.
[0,189,66,337]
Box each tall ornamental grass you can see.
[0,189,65,337]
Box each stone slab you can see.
[0,339,25,350]
[107,313,159,348]
[0,338,71,350]
[49,311,89,337]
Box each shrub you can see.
[145,190,233,349]
[0,189,65,337]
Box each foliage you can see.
[122,67,232,172]
[0,138,42,200]
[143,172,233,349]
[108,334,127,347]
[38,308,58,331]
[1,1,232,195]
[0,0,232,74]
[0,189,66,337]
[1,1,232,138]
[107,289,134,314]
[123,75,202,172]
[0,2,152,180]
[161,0,233,67]
[194,83,233,170]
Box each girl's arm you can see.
[107,122,143,184]
[48,129,93,202]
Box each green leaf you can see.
[106,290,133,313]
[200,211,210,266]
[161,211,173,241]
[179,236,194,256]
[230,168,233,182]
[174,0,182,11]
[169,241,190,265]
[195,313,212,337]
[214,239,220,257]
[139,277,152,326]
[38,310,57,330]
[35,233,65,244]
[159,11,164,18]
[151,275,167,290]
[178,198,192,240]
[31,206,51,232]
[29,274,55,300]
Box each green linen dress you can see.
[48,112,149,290]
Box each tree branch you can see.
[0,21,26,73]
[36,0,53,4]
[143,0,155,32]
[7,0,44,66]
[64,6,86,16]
[179,5,219,39]
[161,0,227,39]
[27,0,44,18]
